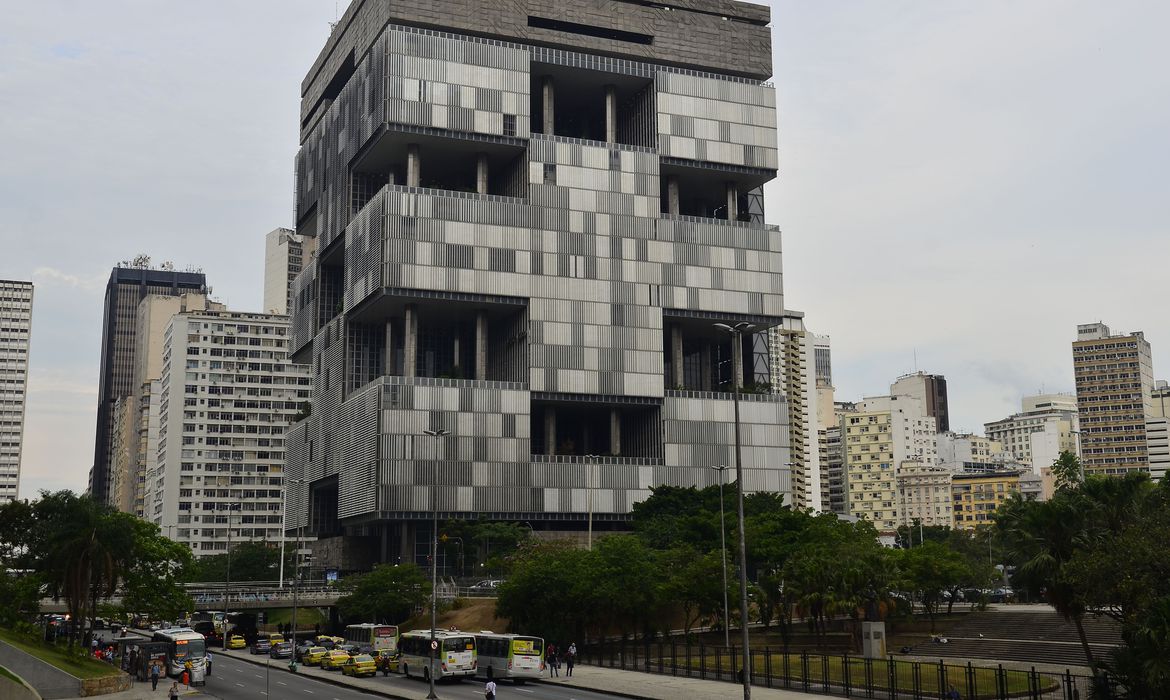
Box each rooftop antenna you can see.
[913,348,918,372]
[328,0,340,32]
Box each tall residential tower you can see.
[0,280,33,504]
[286,0,789,569]
[1072,322,1154,476]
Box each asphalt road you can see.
[191,652,626,700]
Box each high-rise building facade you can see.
[285,0,789,568]
[1072,322,1155,476]
[843,395,936,533]
[0,280,33,504]
[770,315,821,511]
[984,393,1079,474]
[895,461,954,528]
[934,432,1004,471]
[90,266,207,503]
[263,228,316,316]
[891,371,949,433]
[145,310,310,555]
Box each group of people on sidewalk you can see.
[543,641,577,678]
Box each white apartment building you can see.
[984,394,1079,474]
[0,280,33,504]
[262,228,315,316]
[843,395,936,533]
[146,311,310,555]
[935,432,1005,471]
[895,461,954,528]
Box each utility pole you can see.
[423,428,450,700]
[712,464,731,649]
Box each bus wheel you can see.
[423,667,431,683]
[487,667,494,681]
[401,664,408,678]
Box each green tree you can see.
[187,541,291,583]
[496,541,594,644]
[335,563,429,624]
[898,541,970,630]
[660,547,725,638]
[1050,450,1083,491]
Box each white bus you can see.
[474,632,544,684]
[343,623,399,654]
[152,628,208,677]
[398,629,477,681]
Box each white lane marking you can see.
[254,674,263,678]
[516,689,535,694]
[304,691,314,694]
[278,681,288,685]
[236,682,246,687]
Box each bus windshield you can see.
[512,637,543,655]
[174,639,207,659]
[443,636,475,653]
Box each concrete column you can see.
[384,320,395,376]
[701,342,713,391]
[399,523,411,564]
[671,325,685,389]
[667,176,680,215]
[732,334,744,390]
[476,153,489,195]
[610,409,622,456]
[544,408,557,455]
[404,304,418,377]
[542,77,555,135]
[406,144,421,187]
[726,182,739,221]
[475,311,488,381]
[604,85,617,144]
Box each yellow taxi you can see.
[226,635,247,650]
[340,654,377,678]
[303,646,329,665]
[269,633,285,644]
[321,649,352,671]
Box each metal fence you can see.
[578,640,1098,700]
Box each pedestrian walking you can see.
[946,686,961,700]
[150,663,160,691]
[484,678,497,700]
[169,681,180,700]
[547,644,558,677]
[565,642,576,677]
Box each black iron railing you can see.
[577,639,1098,700]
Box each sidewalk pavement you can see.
[211,646,826,700]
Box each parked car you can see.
[226,635,247,650]
[269,642,294,659]
[250,638,272,655]
[294,641,315,661]
[469,579,504,593]
[341,654,377,678]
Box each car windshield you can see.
[309,647,325,654]
[354,655,373,662]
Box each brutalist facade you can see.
[286,0,791,568]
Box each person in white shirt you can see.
[484,679,498,699]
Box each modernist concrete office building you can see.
[286,0,790,567]
[90,266,207,504]
[0,280,33,504]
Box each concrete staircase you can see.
[909,610,1121,667]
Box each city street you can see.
[191,651,628,700]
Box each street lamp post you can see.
[423,428,450,700]
[714,321,755,700]
[711,464,731,649]
[221,503,241,647]
[284,478,305,670]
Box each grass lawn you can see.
[0,664,24,683]
[263,608,328,628]
[677,652,1057,699]
[0,628,122,680]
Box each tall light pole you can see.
[711,464,731,649]
[714,320,755,700]
[221,503,241,646]
[585,454,599,550]
[283,477,305,670]
[423,428,450,700]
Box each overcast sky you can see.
[1,2,1167,497]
